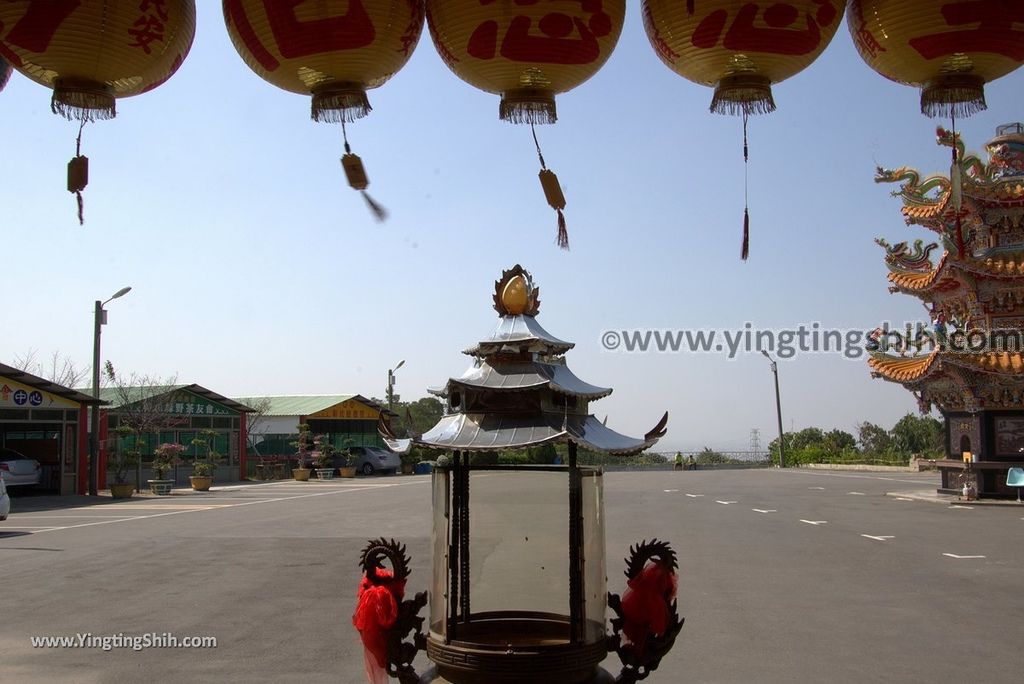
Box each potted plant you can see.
[337,437,357,478]
[312,434,336,480]
[150,442,184,495]
[291,423,312,482]
[109,425,140,499]
[190,429,221,492]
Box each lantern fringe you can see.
[312,86,371,123]
[711,74,776,117]
[922,75,986,119]
[51,95,115,122]
[501,89,557,125]
[75,191,84,226]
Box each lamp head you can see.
[111,286,132,300]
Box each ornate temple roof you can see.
[868,350,1024,384]
[440,357,613,400]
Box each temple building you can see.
[868,123,1024,497]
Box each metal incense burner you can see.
[356,266,682,684]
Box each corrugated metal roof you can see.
[85,384,253,412]
[231,395,387,417]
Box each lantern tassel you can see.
[67,120,89,226]
[532,124,569,250]
[741,113,750,261]
[557,209,569,250]
[361,191,388,223]
[340,122,388,223]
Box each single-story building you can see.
[0,362,105,495]
[237,394,394,476]
[96,384,252,489]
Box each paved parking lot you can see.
[2,469,1022,683]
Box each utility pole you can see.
[761,351,786,468]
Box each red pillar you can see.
[77,406,89,495]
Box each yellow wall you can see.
[310,398,381,420]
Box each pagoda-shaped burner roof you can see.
[438,358,612,400]
[463,314,574,356]
[391,265,667,456]
[417,412,665,455]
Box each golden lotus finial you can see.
[492,265,541,316]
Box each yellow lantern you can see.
[0,1,196,224]
[848,0,1024,118]
[426,0,625,124]
[0,0,195,120]
[427,0,625,249]
[642,0,847,116]
[223,0,426,220]
[642,0,845,260]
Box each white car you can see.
[0,478,9,521]
[0,447,41,487]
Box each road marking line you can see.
[861,535,894,541]
[943,553,985,559]
[0,525,64,529]
[86,504,232,510]
[663,489,679,493]
[949,505,974,510]
[895,497,914,501]
[752,509,777,513]
[23,479,430,534]
[715,500,737,505]
[808,487,826,490]
[848,492,866,496]
[684,494,703,498]
[800,520,827,525]
[5,515,138,519]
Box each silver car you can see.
[0,478,9,521]
[0,447,41,487]
[346,446,401,476]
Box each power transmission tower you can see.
[749,428,761,454]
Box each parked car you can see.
[0,448,41,487]
[0,477,9,521]
[338,446,401,476]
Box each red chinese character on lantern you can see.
[128,13,166,54]
[691,1,837,56]
[848,2,886,59]
[0,0,80,64]
[265,0,376,59]
[467,0,613,65]
[909,0,1024,62]
[139,0,169,22]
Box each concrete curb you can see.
[886,490,1024,506]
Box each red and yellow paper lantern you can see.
[642,0,846,115]
[223,0,424,123]
[848,0,1024,118]
[0,0,195,120]
[223,0,425,220]
[0,1,195,224]
[426,0,625,124]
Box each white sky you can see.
[2,4,1021,451]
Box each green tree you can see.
[856,422,892,454]
[890,414,944,457]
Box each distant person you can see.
[686,454,697,471]
[674,452,683,471]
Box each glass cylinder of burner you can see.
[428,463,608,684]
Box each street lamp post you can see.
[89,286,132,496]
[761,350,786,469]
[386,359,405,413]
